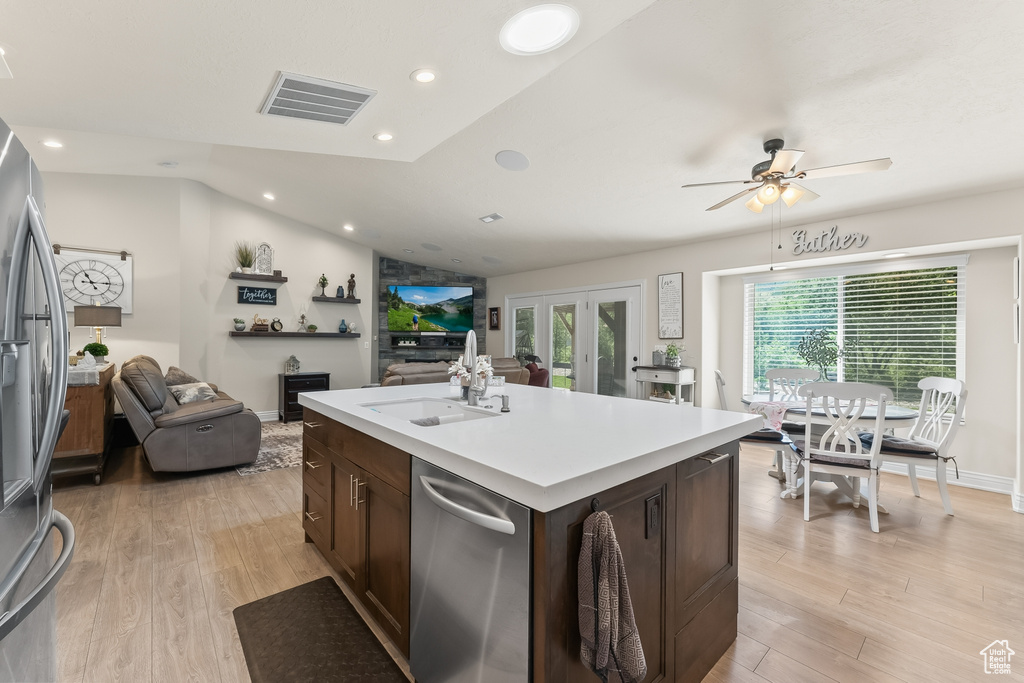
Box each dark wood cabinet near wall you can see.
[278,372,330,422]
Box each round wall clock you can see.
[53,248,134,313]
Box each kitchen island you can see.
[299,383,760,683]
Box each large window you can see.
[744,256,965,407]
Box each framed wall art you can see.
[658,272,683,339]
[488,307,501,331]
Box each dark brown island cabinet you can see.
[301,407,738,681]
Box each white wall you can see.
[44,173,375,415]
[487,188,1024,500]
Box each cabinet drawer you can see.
[288,377,328,391]
[302,408,329,444]
[303,438,331,499]
[302,487,330,544]
[331,422,410,495]
[637,367,694,383]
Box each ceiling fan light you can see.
[780,184,804,207]
[756,178,781,205]
[745,194,765,213]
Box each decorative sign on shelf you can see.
[254,243,274,275]
[237,286,277,305]
[792,225,868,255]
[658,272,683,339]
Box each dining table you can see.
[741,394,919,504]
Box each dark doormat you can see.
[233,576,408,682]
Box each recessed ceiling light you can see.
[451,258,462,264]
[500,4,580,56]
[263,193,275,201]
[42,140,63,148]
[885,252,909,259]
[410,69,435,83]
[479,213,504,223]
[343,224,354,231]
[495,150,530,171]
[374,132,393,142]
[403,249,414,253]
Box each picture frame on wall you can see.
[658,272,683,339]
[488,307,501,331]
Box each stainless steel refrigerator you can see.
[0,116,76,682]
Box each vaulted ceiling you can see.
[3,0,1024,275]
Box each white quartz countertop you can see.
[299,383,761,512]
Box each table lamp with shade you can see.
[74,304,121,347]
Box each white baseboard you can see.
[255,410,280,422]
[880,462,1014,496]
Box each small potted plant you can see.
[234,240,256,273]
[666,343,682,368]
[82,342,109,363]
[317,273,328,297]
[233,317,245,331]
[307,324,318,333]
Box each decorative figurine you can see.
[298,312,307,332]
[284,355,300,374]
[318,273,328,297]
[346,273,356,299]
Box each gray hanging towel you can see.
[578,510,647,683]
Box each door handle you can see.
[354,479,367,510]
[304,511,322,523]
[303,421,321,429]
[418,476,515,535]
[0,510,75,641]
[699,452,731,465]
[304,460,323,470]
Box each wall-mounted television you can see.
[386,285,474,332]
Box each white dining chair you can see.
[715,369,790,481]
[766,367,821,402]
[793,382,892,533]
[868,377,967,516]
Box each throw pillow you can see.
[165,366,201,386]
[168,382,218,404]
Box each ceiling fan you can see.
[682,139,892,213]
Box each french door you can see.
[507,284,641,398]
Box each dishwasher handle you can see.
[418,476,516,536]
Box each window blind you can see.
[744,259,965,407]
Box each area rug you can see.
[233,576,408,683]
[236,420,303,476]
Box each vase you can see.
[652,350,666,366]
[338,319,348,333]
[667,356,681,368]
[234,322,245,331]
[336,286,345,298]
[241,267,252,274]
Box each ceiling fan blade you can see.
[798,158,892,180]
[768,149,804,175]
[706,187,758,211]
[682,179,755,189]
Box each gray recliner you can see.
[112,355,261,472]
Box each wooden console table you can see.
[53,363,115,485]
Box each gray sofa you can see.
[380,357,531,386]
[112,355,261,472]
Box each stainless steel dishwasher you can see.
[410,457,531,683]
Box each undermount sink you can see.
[360,397,498,424]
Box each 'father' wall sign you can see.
[237,286,277,305]
[792,225,868,255]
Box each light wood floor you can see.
[53,440,1024,682]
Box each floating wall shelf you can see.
[229,272,288,283]
[230,331,360,339]
[312,296,361,304]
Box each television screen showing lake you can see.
[386,285,474,332]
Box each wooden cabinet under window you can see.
[302,408,411,656]
[279,372,330,422]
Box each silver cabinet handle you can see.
[349,474,355,507]
[303,421,321,429]
[354,479,366,510]
[304,460,323,470]
[418,476,515,535]
[699,452,730,465]
[304,511,322,523]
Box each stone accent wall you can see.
[377,257,487,381]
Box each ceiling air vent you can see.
[260,72,376,126]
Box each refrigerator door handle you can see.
[21,197,69,492]
[0,510,74,642]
